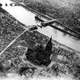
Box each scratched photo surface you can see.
[0,0,80,80]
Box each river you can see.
[0,0,80,51]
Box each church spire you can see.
[45,37,52,53]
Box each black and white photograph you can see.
[0,0,80,80]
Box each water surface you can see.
[1,0,80,52]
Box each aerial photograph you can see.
[0,0,80,80]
